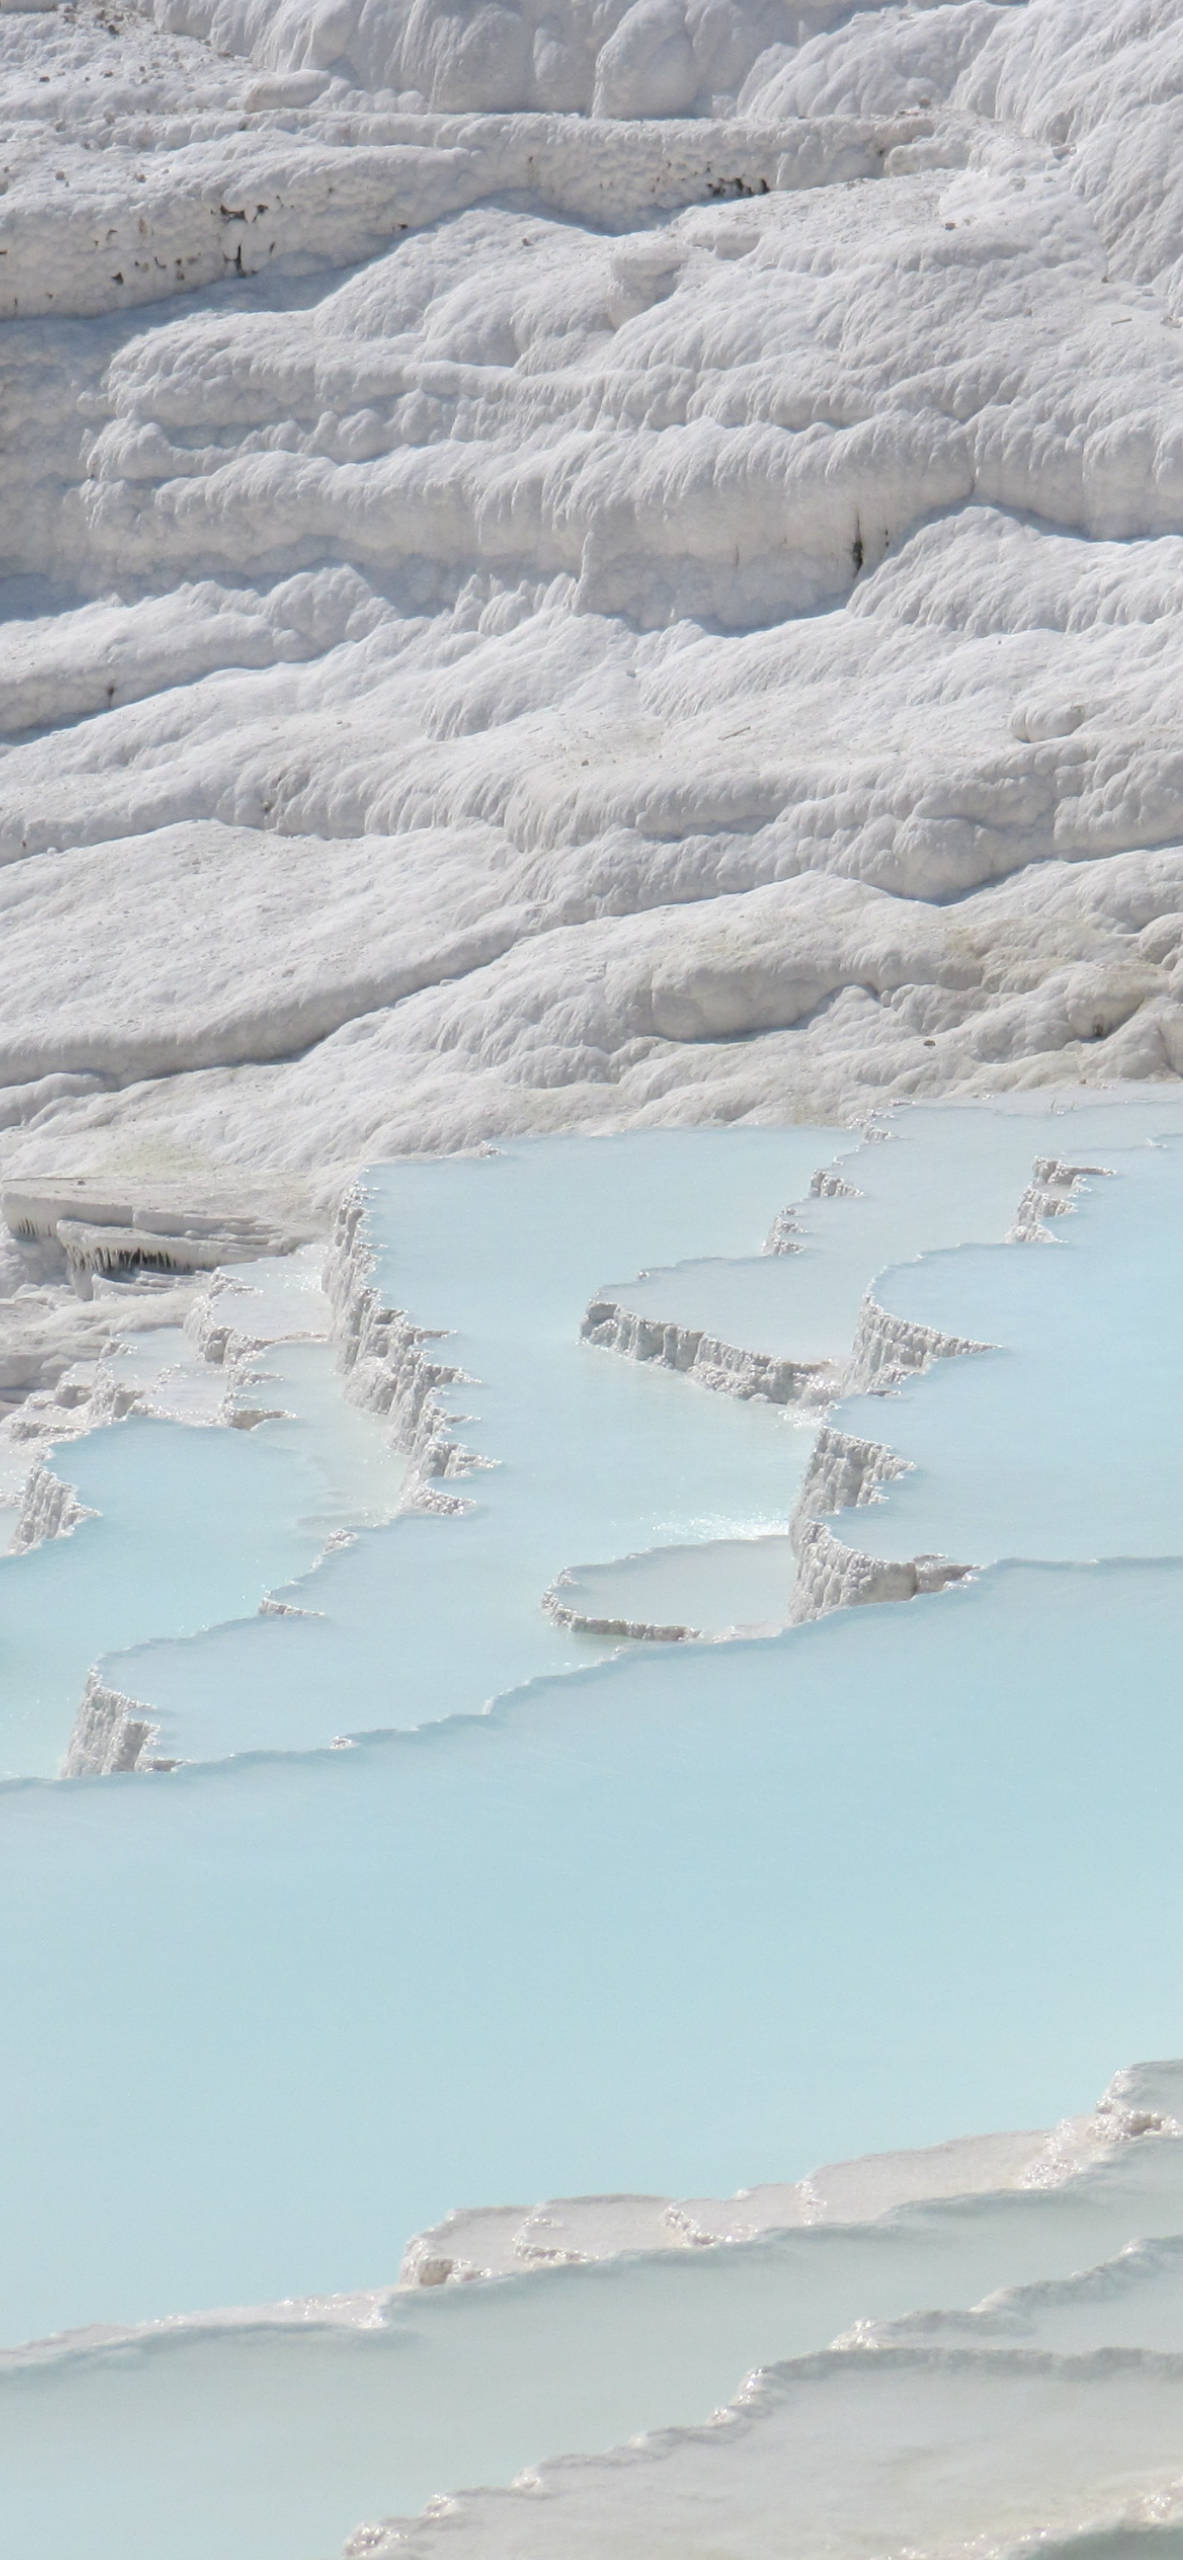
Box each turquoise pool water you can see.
[5,1557,1183,2347]
[824,1137,1183,1571]
[592,1100,1183,1368]
[0,1287,403,1778]
[93,1132,835,1762]
[547,1530,797,1635]
[4,1107,1183,2552]
[6,2110,1183,2560]
[89,1112,1181,1766]
[0,1417,329,1778]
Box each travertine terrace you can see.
[6,4,1183,2556]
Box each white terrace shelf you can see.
[543,1531,796,1641]
[70,1130,834,1769]
[8,1547,1183,2348]
[0,1105,1181,2520]
[62,1102,1183,1770]
[580,1098,1183,1394]
[2,2066,1183,2560]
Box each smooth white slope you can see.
[348,2347,1183,2560]
[1,0,1183,1189]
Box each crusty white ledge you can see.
[64,1178,483,1776]
[2,2064,1171,2367]
[789,1421,911,1544]
[785,1304,988,1619]
[3,1181,310,1299]
[580,1297,833,1405]
[344,2344,1183,2557]
[396,2067,1178,2291]
[786,1164,1109,1617]
[325,1183,477,1504]
[785,1420,971,1623]
[1007,1157,1114,1244]
[61,1676,162,1780]
[543,1575,696,1644]
[11,1456,93,1553]
[352,2087,1183,2558]
[542,1533,793,1645]
[791,1516,971,1624]
[842,1285,993,1395]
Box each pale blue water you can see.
[596,1100,1183,1366]
[0,1338,403,1780]
[7,2121,1183,2560]
[827,1138,1183,1570]
[4,1557,1183,2349]
[4,1110,1183,2549]
[549,1531,797,1634]
[96,1133,836,1762]
[0,1418,328,1779]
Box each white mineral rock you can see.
[0,0,1182,1202]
